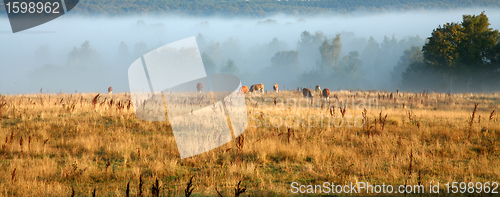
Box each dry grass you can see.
[0,90,499,196]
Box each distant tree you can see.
[136,19,146,28]
[297,31,312,49]
[397,35,424,55]
[201,52,217,75]
[271,50,299,70]
[298,70,324,88]
[391,46,423,88]
[376,35,400,86]
[332,51,367,88]
[318,34,342,72]
[220,59,239,75]
[253,50,300,90]
[268,37,289,54]
[401,61,445,92]
[31,40,109,93]
[338,51,362,77]
[221,37,242,63]
[338,31,368,57]
[115,41,134,73]
[297,31,324,70]
[117,42,130,58]
[380,35,398,60]
[331,34,342,67]
[67,41,102,69]
[196,33,207,52]
[248,37,288,70]
[199,21,210,27]
[68,41,91,62]
[362,36,381,65]
[34,45,51,65]
[205,41,222,65]
[362,34,423,89]
[134,41,148,58]
[257,19,277,25]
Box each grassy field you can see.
[0,90,499,196]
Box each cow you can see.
[250,84,264,94]
[302,88,313,98]
[322,88,330,100]
[108,86,113,94]
[315,85,321,93]
[196,82,203,92]
[273,84,278,93]
[240,86,249,94]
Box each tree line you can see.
[1,0,499,16]
[196,29,424,91]
[28,12,500,93]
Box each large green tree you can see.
[423,11,500,92]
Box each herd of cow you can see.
[235,83,330,99]
[193,82,331,99]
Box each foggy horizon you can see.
[1,8,499,94]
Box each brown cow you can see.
[315,85,321,92]
[240,86,249,94]
[302,88,313,98]
[250,84,264,94]
[108,86,113,94]
[273,84,278,93]
[196,82,203,92]
[322,88,330,99]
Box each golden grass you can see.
[0,90,499,196]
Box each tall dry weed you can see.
[469,103,479,140]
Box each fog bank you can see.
[1,8,499,94]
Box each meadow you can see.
[0,90,499,196]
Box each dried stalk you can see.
[185,176,195,197]
[469,103,479,140]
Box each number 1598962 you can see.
[5,1,60,14]
[444,182,498,193]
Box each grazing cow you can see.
[196,82,203,92]
[273,84,278,93]
[322,88,330,99]
[240,86,249,94]
[315,85,321,92]
[108,86,113,94]
[302,88,313,98]
[250,84,264,94]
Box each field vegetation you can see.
[0,90,499,196]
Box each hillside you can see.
[1,0,499,16]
